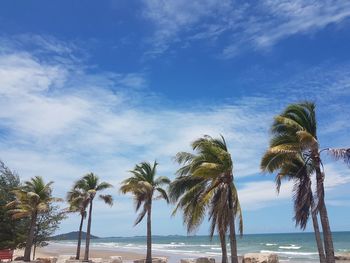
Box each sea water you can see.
[54,231,350,262]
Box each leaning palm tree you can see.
[6,176,59,261]
[120,161,170,263]
[169,173,232,263]
[260,102,334,262]
[74,173,113,261]
[67,188,89,260]
[170,135,243,263]
[209,184,233,263]
[262,152,326,263]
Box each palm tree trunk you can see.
[229,210,238,263]
[24,212,37,262]
[318,198,335,263]
[84,200,93,261]
[76,213,85,260]
[146,202,152,263]
[219,230,228,263]
[314,158,335,263]
[311,210,326,263]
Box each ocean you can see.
[54,232,350,262]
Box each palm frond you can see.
[134,205,148,226]
[96,182,113,191]
[327,148,350,166]
[99,194,113,206]
[155,187,169,203]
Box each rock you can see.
[110,256,123,263]
[90,258,103,263]
[153,257,167,263]
[14,257,25,261]
[242,253,279,263]
[57,255,75,263]
[180,258,215,263]
[133,258,167,263]
[335,253,350,261]
[37,257,58,263]
[195,257,215,263]
[65,260,81,263]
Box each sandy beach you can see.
[13,242,199,263]
[12,241,350,263]
[14,243,158,261]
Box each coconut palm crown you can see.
[120,161,170,263]
[170,135,242,263]
[73,173,113,261]
[260,102,335,263]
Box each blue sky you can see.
[0,0,349,237]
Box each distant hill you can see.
[50,231,99,240]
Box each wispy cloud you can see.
[0,35,349,235]
[142,0,350,58]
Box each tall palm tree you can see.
[260,102,334,262]
[170,135,243,263]
[74,173,113,261]
[6,176,59,261]
[120,161,170,263]
[67,188,89,260]
[261,153,326,263]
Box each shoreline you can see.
[13,241,350,263]
[14,242,224,263]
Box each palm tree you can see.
[67,188,89,260]
[74,173,113,261]
[120,161,170,263]
[260,102,334,262]
[6,176,59,261]
[170,135,243,263]
[261,153,326,263]
[169,174,235,263]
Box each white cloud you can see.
[1,35,350,235]
[142,0,350,58]
[238,180,293,210]
[239,163,350,211]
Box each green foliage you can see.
[261,102,321,229]
[33,204,67,249]
[170,135,243,237]
[120,161,170,225]
[73,173,113,204]
[67,188,89,217]
[0,160,28,249]
[7,176,59,220]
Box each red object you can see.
[0,249,13,261]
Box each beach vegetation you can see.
[120,161,170,263]
[67,188,90,259]
[32,203,67,260]
[6,176,60,261]
[261,151,326,263]
[170,135,243,263]
[261,101,338,263]
[0,160,28,250]
[73,173,113,261]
